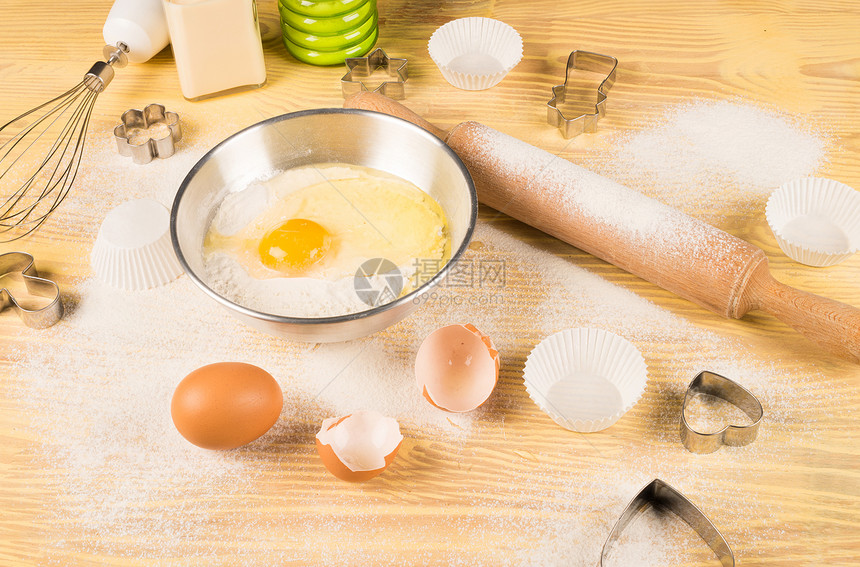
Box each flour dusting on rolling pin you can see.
[451,121,758,315]
[344,93,860,362]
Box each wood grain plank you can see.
[1,0,859,565]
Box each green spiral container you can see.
[279,0,378,66]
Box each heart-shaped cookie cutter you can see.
[680,371,763,454]
[600,478,735,567]
[0,252,63,329]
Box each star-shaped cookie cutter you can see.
[113,103,182,165]
[680,371,763,454]
[341,48,408,100]
[547,50,617,138]
[0,252,63,329]
[600,479,735,567]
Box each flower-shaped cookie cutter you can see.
[547,50,617,138]
[113,103,182,164]
[0,252,63,329]
[600,479,735,567]
[341,48,408,100]
[680,371,763,454]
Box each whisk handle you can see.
[103,0,169,64]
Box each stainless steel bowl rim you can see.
[170,107,478,325]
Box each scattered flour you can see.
[209,165,364,236]
[202,252,412,317]
[3,100,849,564]
[462,122,678,238]
[683,393,755,434]
[461,122,765,308]
[8,221,835,564]
[582,99,830,222]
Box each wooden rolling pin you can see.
[345,92,860,363]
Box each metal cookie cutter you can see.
[600,479,735,567]
[680,371,763,454]
[341,48,408,99]
[547,50,617,138]
[0,252,63,329]
[114,103,182,164]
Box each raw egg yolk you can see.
[258,218,331,273]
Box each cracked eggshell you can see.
[315,410,403,482]
[415,323,500,412]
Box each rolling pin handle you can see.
[344,92,450,140]
[745,263,860,363]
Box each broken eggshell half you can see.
[415,323,500,412]
[315,410,403,482]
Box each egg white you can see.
[201,164,450,317]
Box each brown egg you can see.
[315,410,403,482]
[171,362,283,450]
[415,323,500,412]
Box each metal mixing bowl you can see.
[171,108,477,342]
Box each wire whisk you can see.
[0,44,128,242]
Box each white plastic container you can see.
[163,0,267,100]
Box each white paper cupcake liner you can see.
[523,328,648,433]
[91,199,184,290]
[765,177,860,267]
[428,17,523,91]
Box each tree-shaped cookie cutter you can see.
[341,48,408,100]
[0,252,63,329]
[113,103,182,164]
[680,371,763,454]
[547,50,617,138]
[600,479,735,567]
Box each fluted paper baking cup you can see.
[523,328,648,433]
[91,199,184,290]
[765,177,860,267]
[428,17,522,91]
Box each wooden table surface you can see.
[1,0,859,565]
